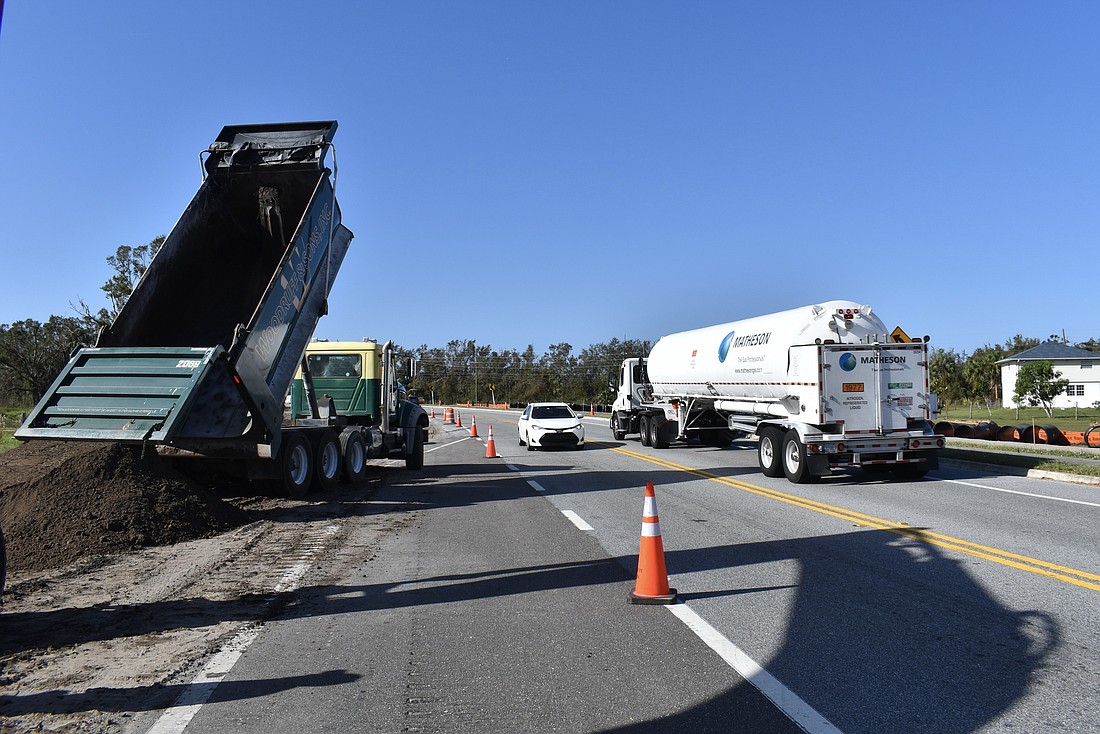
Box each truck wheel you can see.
[639,416,652,446]
[405,429,425,470]
[340,430,367,483]
[272,432,312,498]
[611,414,626,441]
[310,430,342,492]
[758,429,784,478]
[781,430,816,484]
[650,418,670,449]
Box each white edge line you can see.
[667,604,843,734]
[561,510,594,531]
[145,524,338,734]
[944,478,1100,507]
[145,624,262,734]
[527,480,547,493]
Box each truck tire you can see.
[639,416,652,446]
[758,429,784,478]
[611,413,626,441]
[272,432,312,498]
[311,430,342,492]
[650,418,670,449]
[781,430,817,484]
[340,429,367,483]
[406,429,425,470]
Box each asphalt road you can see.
[148,410,1100,733]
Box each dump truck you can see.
[609,300,944,483]
[15,121,427,496]
[289,339,430,482]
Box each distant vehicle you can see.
[518,403,585,450]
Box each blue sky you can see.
[1,2,1097,358]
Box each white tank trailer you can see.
[610,300,944,483]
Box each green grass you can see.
[937,404,1100,433]
[0,407,29,454]
[943,447,1100,478]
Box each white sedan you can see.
[518,402,585,450]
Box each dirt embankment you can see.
[0,440,251,573]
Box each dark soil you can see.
[0,440,251,572]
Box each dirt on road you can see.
[0,439,416,733]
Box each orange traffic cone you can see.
[589,405,595,416]
[430,407,436,419]
[456,411,463,428]
[630,482,677,605]
[484,425,498,458]
[469,415,479,438]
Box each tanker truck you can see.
[609,300,944,483]
[15,121,427,496]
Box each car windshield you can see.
[531,405,575,420]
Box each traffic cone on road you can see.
[630,482,677,605]
[590,405,595,416]
[469,415,479,438]
[456,412,463,428]
[430,407,436,419]
[443,407,454,424]
[485,425,499,458]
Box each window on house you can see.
[1066,384,1085,396]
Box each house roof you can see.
[997,341,1100,363]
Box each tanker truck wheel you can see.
[639,416,652,446]
[781,430,817,484]
[611,414,626,441]
[758,429,784,478]
[311,430,342,492]
[650,418,671,449]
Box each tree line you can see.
[395,338,651,409]
[3,238,1098,415]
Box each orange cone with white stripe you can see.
[469,415,479,437]
[443,407,454,424]
[630,482,677,604]
[456,411,463,428]
[430,407,436,419]
[484,425,499,458]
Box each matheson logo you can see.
[861,355,906,365]
[718,331,771,363]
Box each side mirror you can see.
[607,369,618,393]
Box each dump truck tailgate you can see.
[15,347,223,442]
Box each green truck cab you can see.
[290,340,428,478]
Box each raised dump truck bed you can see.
[17,121,426,495]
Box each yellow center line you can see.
[598,442,1100,592]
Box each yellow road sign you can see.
[890,326,913,343]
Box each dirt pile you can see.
[0,440,251,572]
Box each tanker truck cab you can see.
[609,301,944,483]
[290,339,429,476]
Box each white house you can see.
[998,342,1100,409]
